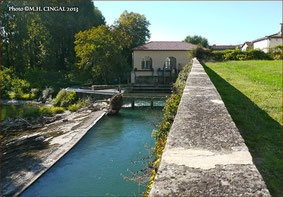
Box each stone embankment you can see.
[149,58,270,196]
[1,102,108,196]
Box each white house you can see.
[131,41,196,84]
[240,42,252,51]
[244,24,282,53]
[253,33,282,53]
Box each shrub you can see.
[39,106,65,116]
[1,66,32,100]
[21,107,41,119]
[211,49,272,61]
[172,64,191,95]
[50,106,65,114]
[67,99,86,112]
[42,87,54,101]
[268,45,282,60]
[39,106,53,116]
[145,63,192,196]
[188,45,213,61]
[212,51,225,61]
[53,89,78,107]
[30,88,40,99]
[153,64,192,143]
[188,46,273,62]
[246,49,272,60]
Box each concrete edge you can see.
[15,111,106,197]
[149,58,270,196]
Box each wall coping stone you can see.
[149,58,270,196]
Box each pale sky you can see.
[94,1,282,45]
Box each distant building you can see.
[240,42,252,51]
[241,24,282,53]
[210,45,238,51]
[131,41,196,84]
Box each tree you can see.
[36,1,106,71]
[114,10,150,73]
[1,0,105,73]
[74,25,128,84]
[114,10,150,49]
[1,1,30,75]
[184,35,209,48]
[74,10,151,84]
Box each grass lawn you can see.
[204,60,282,196]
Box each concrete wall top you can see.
[149,58,270,196]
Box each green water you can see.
[21,107,163,196]
[1,105,39,121]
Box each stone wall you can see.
[149,58,270,196]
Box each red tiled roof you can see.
[132,41,196,51]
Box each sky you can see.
[93,1,282,45]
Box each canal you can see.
[21,107,163,196]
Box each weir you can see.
[149,59,270,196]
[123,95,167,109]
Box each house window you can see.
[164,57,176,70]
[141,56,152,69]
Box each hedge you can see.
[190,45,282,62]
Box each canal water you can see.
[21,107,163,196]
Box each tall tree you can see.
[1,0,105,74]
[1,1,29,75]
[114,10,150,71]
[184,35,209,48]
[114,10,150,49]
[74,25,128,84]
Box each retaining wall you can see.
[149,58,270,196]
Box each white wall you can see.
[270,38,282,48]
[131,50,191,83]
[241,43,248,51]
[253,39,269,53]
[133,50,190,73]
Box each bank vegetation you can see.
[144,63,192,196]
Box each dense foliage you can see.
[1,1,105,73]
[75,11,150,84]
[74,25,129,84]
[189,46,282,62]
[53,89,78,107]
[213,48,272,61]
[1,1,106,98]
[184,35,209,48]
[1,66,33,100]
[268,45,283,60]
[115,11,150,49]
[1,2,151,99]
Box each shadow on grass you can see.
[203,63,282,196]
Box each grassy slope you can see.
[204,60,282,196]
